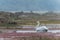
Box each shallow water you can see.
[16,30,60,33]
[48,30,60,33]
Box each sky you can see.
[0,0,60,11]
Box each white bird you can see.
[36,21,48,32]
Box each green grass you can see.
[0,23,17,27]
[16,20,60,25]
[0,20,60,27]
[40,20,60,24]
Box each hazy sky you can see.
[0,0,60,11]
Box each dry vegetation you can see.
[0,11,60,27]
[13,36,59,40]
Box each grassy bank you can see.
[16,20,60,25]
[0,20,60,27]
